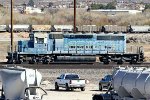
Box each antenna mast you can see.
[73,0,76,33]
[11,0,14,53]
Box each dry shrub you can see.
[0,7,150,26]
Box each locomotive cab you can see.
[34,32,48,53]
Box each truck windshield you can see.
[104,75,112,81]
[65,74,79,79]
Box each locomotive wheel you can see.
[15,60,21,64]
[42,60,49,64]
[117,59,124,64]
[103,58,110,64]
[29,60,35,64]
[103,61,109,64]
[130,58,137,64]
[7,59,14,64]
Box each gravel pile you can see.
[38,69,112,84]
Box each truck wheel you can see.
[66,84,70,91]
[81,87,85,91]
[93,95,103,100]
[99,84,102,91]
[71,88,74,91]
[55,83,59,90]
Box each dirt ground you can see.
[41,84,103,100]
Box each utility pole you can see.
[11,0,14,53]
[73,0,76,33]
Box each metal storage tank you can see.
[112,67,150,99]
[0,67,42,100]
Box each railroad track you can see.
[0,62,150,69]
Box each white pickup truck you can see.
[55,73,86,91]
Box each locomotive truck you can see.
[93,67,150,100]
[6,31,144,64]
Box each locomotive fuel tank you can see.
[56,56,96,62]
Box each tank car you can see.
[6,32,144,64]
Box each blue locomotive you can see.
[6,31,144,64]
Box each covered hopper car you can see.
[7,25,31,32]
[76,25,101,33]
[0,25,7,32]
[6,32,144,64]
[1,24,150,33]
[51,25,73,32]
[128,25,150,33]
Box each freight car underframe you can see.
[6,51,144,64]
